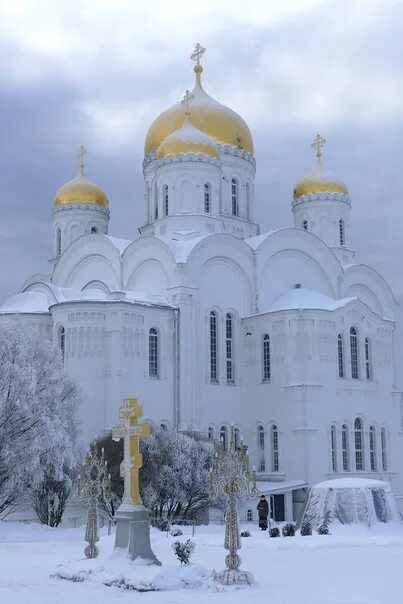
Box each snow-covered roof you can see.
[267,288,356,313]
[157,235,208,263]
[0,291,50,314]
[103,235,132,254]
[313,478,389,490]
[244,230,280,251]
[255,480,307,494]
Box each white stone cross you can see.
[181,89,194,116]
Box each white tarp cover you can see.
[303,478,401,528]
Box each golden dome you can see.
[157,117,220,160]
[54,146,108,208]
[145,64,253,156]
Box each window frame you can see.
[354,417,364,471]
[338,334,345,378]
[369,425,377,471]
[331,425,337,472]
[231,178,239,216]
[204,183,211,213]
[342,424,350,471]
[302,220,308,231]
[339,218,345,246]
[272,424,279,472]
[59,326,65,362]
[381,427,387,471]
[350,327,359,379]
[148,327,159,378]
[263,333,271,382]
[163,184,169,217]
[210,311,218,383]
[226,313,234,384]
[56,228,62,256]
[365,337,372,380]
[258,425,265,472]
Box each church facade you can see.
[2,45,402,521]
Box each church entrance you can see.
[270,494,285,522]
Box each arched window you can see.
[220,425,228,450]
[258,425,265,472]
[272,425,279,472]
[247,509,253,522]
[369,425,377,471]
[365,337,372,380]
[59,326,65,362]
[163,185,169,216]
[350,327,359,379]
[339,219,345,246]
[342,424,349,471]
[302,220,308,231]
[90,226,97,234]
[208,426,215,441]
[234,427,240,449]
[381,427,387,471]
[154,182,158,219]
[204,183,211,213]
[263,334,271,382]
[210,311,218,382]
[159,422,167,431]
[231,178,239,216]
[337,334,344,378]
[331,425,337,472]
[56,228,62,256]
[149,328,159,378]
[226,313,234,383]
[354,418,364,470]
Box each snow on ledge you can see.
[0,291,50,314]
[314,477,389,490]
[267,288,356,313]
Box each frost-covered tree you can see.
[91,432,124,523]
[0,318,81,523]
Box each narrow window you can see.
[59,326,65,362]
[354,418,364,470]
[208,426,215,440]
[204,183,211,213]
[90,226,97,234]
[272,425,279,472]
[56,228,62,256]
[381,427,387,471]
[163,185,169,216]
[231,178,239,216]
[331,425,337,472]
[365,337,372,380]
[220,425,228,450]
[338,334,344,378]
[258,425,265,472]
[302,220,308,231]
[154,182,158,219]
[210,311,218,382]
[342,424,349,471]
[149,328,159,378]
[247,509,252,522]
[350,327,359,379]
[339,219,345,246]
[234,427,240,449]
[263,334,271,381]
[369,426,377,471]
[226,313,234,383]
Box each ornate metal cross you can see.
[311,134,326,165]
[77,145,87,176]
[112,398,150,506]
[181,89,194,116]
[191,42,206,66]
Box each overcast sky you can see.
[1,0,403,363]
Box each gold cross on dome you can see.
[191,42,206,66]
[77,145,87,176]
[181,89,194,116]
[311,134,326,165]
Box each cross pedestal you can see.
[112,398,160,565]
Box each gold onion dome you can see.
[294,134,348,200]
[145,44,253,156]
[54,146,108,208]
[157,114,220,159]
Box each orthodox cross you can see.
[112,398,150,506]
[77,145,87,176]
[191,42,206,66]
[310,134,326,165]
[181,89,194,116]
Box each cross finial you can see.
[181,89,194,116]
[311,134,326,165]
[191,42,206,66]
[77,145,87,176]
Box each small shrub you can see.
[152,517,170,532]
[170,528,183,537]
[240,530,251,537]
[317,524,329,535]
[172,539,195,565]
[300,521,312,536]
[269,526,280,538]
[282,522,296,537]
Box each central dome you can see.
[145,64,253,156]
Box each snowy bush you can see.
[90,433,123,522]
[300,521,312,536]
[153,517,170,532]
[172,539,195,565]
[269,526,280,538]
[0,318,81,521]
[282,522,296,537]
[170,528,183,537]
[240,530,251,537]
[317,524,329,535]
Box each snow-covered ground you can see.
[1,520,403,603]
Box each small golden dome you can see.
[54,146,108,208]
[145,64,253,156]
[157,118,220,160]
[294,134,348,200]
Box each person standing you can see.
[257,495,269,530]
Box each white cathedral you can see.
[2,45,402,521]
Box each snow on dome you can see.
[0,291,50,314]
[303,477,402,528]
[157,118,220,160]
[294,166,348,200]
[267,288,356,313]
